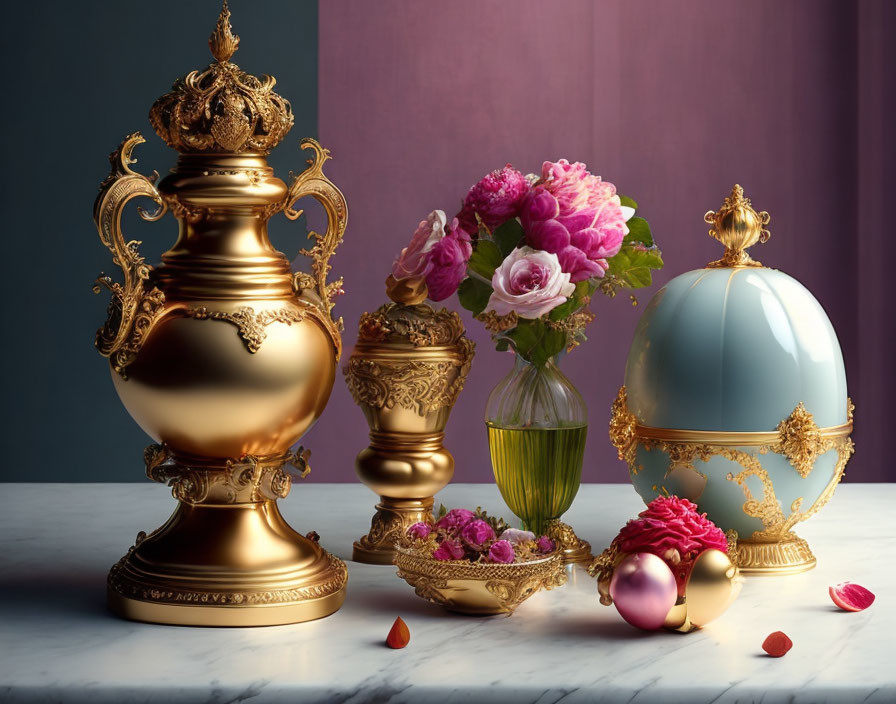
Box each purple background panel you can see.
[305,0,894,483]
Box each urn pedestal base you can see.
[107,445,348,627]
[545,519,593,565]
[735,533,816,575]
[353,497,434,565]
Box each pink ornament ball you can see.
[609,552,678,630]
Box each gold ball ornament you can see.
[591,547,742,633]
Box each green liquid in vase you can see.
[486,422,588,535]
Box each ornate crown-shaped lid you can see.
[149,1,294,154]
[704,184,771,268]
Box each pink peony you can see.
[406,522,432,540]
[614,496,728,593]
[486,247,575,319]
[521,159,628,282]
[499,528,536,545]
[432,538,465,561]
[424,221,472,301]
[460,519,496,548]
[535,536,555,553]
[458,164,531,232]
[487,539,516,564]
[392,210,448,281]
[435,508,476,534]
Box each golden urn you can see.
[344,277,474,564]
[92,2,348,626]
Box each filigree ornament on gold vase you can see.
[344,275,475,564]
[91,2,349,626]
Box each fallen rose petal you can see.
[830,582,875,612]
[386,616,410,649]
[761,631,793,657]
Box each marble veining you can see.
[0,483,893,703]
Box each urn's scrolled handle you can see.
[93,132,168,376]
[284,138,348,356]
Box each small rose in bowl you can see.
[460,519,496,548]
[488,539,516,564]
[536,536,555,553]
[500,528,536,545]
[487,247,575,319]
[434,508,476,534]
[406,522,432,540]
[432,538,465,561]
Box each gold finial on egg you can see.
[209,0,240,63]
[704,184,771,268]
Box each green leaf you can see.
[468,240,504,279]
[623,216,653,247]
[457,277,492,315]
[492,219,525,257]
[500,318,567,368]
[503,319,543,360]
[624,267,653,288]
[495,338,510,352]
[605,243,664,290]
[530,326,567,367]
[618,194,638,210]
[548,280,592,321]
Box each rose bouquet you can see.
[404,507,557,564]
[388,160,663,366]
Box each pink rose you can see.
[424,221,472,301]
[406,522,432,540]
[499,528,536,545]
[486,247,575,319]
[392,210,448,280]
[613,496,728,593]
[487,539,515,564]
[432,538,465,561]
[535,536,555,553]
[459,519,496,548]
[521,159,628,282]
[458,164,531,232]
[434,508,476,534]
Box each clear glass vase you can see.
[485,353,591,563]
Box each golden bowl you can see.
[394,545,567,615]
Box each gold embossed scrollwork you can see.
[93,133,168,377]
[284,138,348,358]
[345,359,463,415]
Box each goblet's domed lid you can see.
[148,1,294,154]
[623,185,849,432]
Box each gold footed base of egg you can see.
[353,497,434,565]
[545,519,592,564]
[107,444,348,627]
[735,532,816,575]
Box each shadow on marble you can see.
[0,572,112,622]
[545,614,681,642]
[348,584,482,620]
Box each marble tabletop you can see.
[0,482,892,703]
